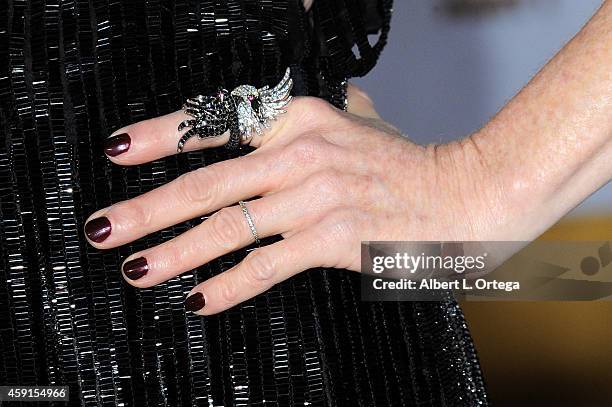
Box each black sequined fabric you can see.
[0,0,489,405]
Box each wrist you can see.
[430,131,566,241]
[416,137,511,241]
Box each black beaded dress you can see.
[0,0,489,405]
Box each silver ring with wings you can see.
[176,68,294,152]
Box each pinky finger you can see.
[184,227,329,316]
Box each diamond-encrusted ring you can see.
[238,200,260,245]
[176,68,293,153]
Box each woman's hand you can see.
[85,0,612,315]
[84,85,502,314]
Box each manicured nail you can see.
[123,257,148,280]
[184,292,206,312]
[84,217,111,243]
[104,133,131,157]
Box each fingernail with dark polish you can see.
[85,217,112,243]
[104,133,131,157]
[123,257,148,280]
[185,292,206,312]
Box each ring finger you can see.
[119,181,339,287]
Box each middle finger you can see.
[84,151,278,248]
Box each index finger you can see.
[104,71,301,165]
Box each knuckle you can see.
[208,207,243,250]
[140,117,163,142]
[286,137,318,165]
[285,136,333,167]
[243,250,276,286]
[292,97,337,125]
[218,276,239,304]
[306,208,362,269]
[321,208,360,244]
[307,169,345,197]
[175,167,218,207]
[296,96,334,115]
[115,199,153,230]
[157,241,184,271]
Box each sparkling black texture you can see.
[176,91,239,152]
[0,0,489,406]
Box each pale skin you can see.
[85,0,612,315]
